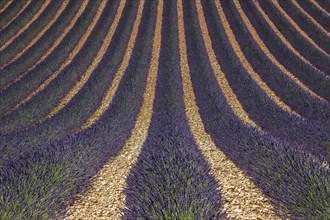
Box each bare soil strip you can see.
[271,0,329,57]
[234,0,327,103]
[0,0,13,14]
[39,0,126,122]
[7,0,107,115]
[0,0,51,51]
[81,0,144,130]
[309,0,330,17]
[196,0,262,131]
[179,1,280,219]
[63,1,162,219]
[2,0,69,68]
[253,0,328,77]
[216,0,302,119]
[0,0,89,91]
[291,0,330,36]
[0,0,31,31]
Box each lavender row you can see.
[314,0,330,12]
[0,0,62,65]
[239,0,330,102]
[0,0,149,165]
[124,1,225,218]
[222,0,330,122]
[186,1,329,219]
[257,0,329,73]
[0,1,26,29]
[275,0,329,54]
[205,0,330,161]
[294,0,330,31]
[0,0,135,156]
[0,0,85,88]
[35,0,139,136]
[0,1,156,218]
[0,0,45,45]
[0,0,8,9]
[0,0,105,121]
[0,0,121,134]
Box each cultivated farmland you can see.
[0,0,329,219]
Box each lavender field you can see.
[0,0,329,219]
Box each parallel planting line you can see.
[233,0,327,103]
[220,2,330,132]
[0,0,89,91]
[1,0,69,68]
[179,1,279,218]
[6,0,107,115]
[81,0,144,130]
[39,0,126,122]
[0,0,13,14]
[253,0,327,77]
[0,0,51,51]
[123,0,225,217]
[271,0,329,57]
[64,0,161,218]
[0,0,31,32]
[195,0,261,131]
[292,0,330,36]
[216,0,302,119]
[309,0,330,17]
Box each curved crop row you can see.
[275,0,329,54]
[0,1,328,219]
[0,0,104,120]
[185,1,329,218]
[215,0,302,120]
[232,0,328,103]
[257,0,329,73]
[0,0,30,30]
[199,0,329,161]
[239,0,330,100]
[38,0,140,138]
[0,0,68,67]
[0,0,109,130]
[0,0,149,165]
[0,0,158,218]
[0,2,122,136]
[180,1,279,218]
[0,0,88,89]
[220,0,330,122]
[0,0,138,170]
[0,0,13,14]
[80,0,145,131]
[194,0,261,132]
[37,0,127,123]
[310,0,330,16]
[124,1,225,218]
[248,0,328,76]
[0,0,48,48]
[292,0,330,33]
[65,1,160,218]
